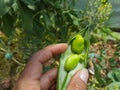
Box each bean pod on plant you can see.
[57,30,90,90]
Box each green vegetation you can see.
[0,0,120,89]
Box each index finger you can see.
[19,43,68,80]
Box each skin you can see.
[13,43,88,90]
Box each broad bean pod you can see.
[57,30,90,90]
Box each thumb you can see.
[67,69,89,90]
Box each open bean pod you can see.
[57,30,90,90]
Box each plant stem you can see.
[12,57,25,66]
[0,48,7,52]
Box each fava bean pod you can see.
[57,30,90,90]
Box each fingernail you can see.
[79,69,89,84]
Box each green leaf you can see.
[1,13,15,35]
[17,0,33,36]
[107,68,120,82]
[0,0,14,16]
[114,71,120,81]
[33,20,44,37]
[43,14,51,29]
[111,32,120,40]
[84,30,90,66]
[93,63,105,86]
[21,0,39,10]
[69,13,79,26]
[107,82,120,90]
[107,71,116,82]
[21,0,39,5]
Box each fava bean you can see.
[64,54,80,72]
[71,34,84,54]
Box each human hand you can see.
[13,44,89,90]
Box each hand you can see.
[67,69,89,90]
[13,44,89,90]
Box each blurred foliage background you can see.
[0,0,120,89]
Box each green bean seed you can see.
[64,54,80,72]
[71,34,84,54]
